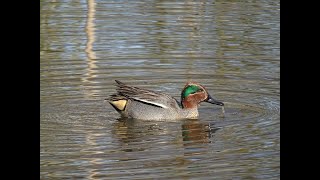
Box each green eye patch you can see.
[182,85,202,98]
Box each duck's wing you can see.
[111,80,180,109]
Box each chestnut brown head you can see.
[181,82,224,109]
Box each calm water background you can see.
[40,0,279,179]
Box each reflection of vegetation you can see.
[141,1,179,60]
[40,0,86,60]
[40,2,55,52]
[212,0,278,79]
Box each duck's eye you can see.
[192,89,203,94]
[197,89,204,92]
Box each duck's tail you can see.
[105,80,129,112]
[106,94,127,111]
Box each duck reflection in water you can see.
[112,118,220,151]
[111,118,221,170]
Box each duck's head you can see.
[181,81,224,109]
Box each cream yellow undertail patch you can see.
[110,100,127,111]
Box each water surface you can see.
[40,0,280,179]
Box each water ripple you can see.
[41,0,279,179]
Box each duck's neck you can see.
[181,99,198,109]
[180,101,199,119]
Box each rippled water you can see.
[40,0,279,179]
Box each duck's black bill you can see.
[205,94,224,106]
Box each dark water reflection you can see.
[41,0,279,179]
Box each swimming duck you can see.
[107,80,224,120]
